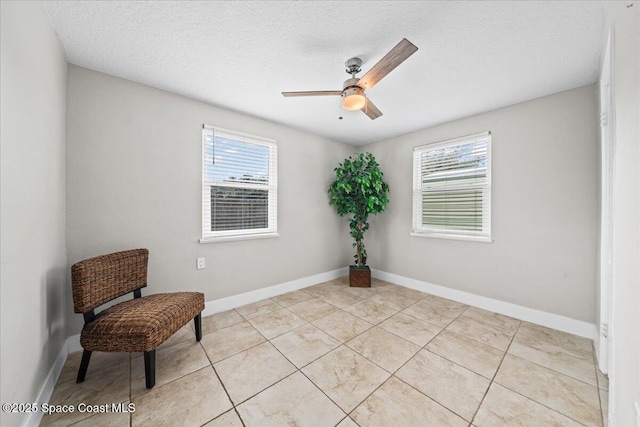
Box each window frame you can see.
[200,124,278,243]
[411,131,492,243]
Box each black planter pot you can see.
[349,265,371,288]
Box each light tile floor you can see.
[42,277,609,427]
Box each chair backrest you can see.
[71,248,149,313]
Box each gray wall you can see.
[65,66,353,334]
[361,85,598,322]
[0,3,68,426]
[603,2,640,425]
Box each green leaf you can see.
[327,152,390,266]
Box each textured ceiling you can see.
[44,1,604,146]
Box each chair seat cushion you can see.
[80,292,204,352]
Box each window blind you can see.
[412,132,491,241]
[202,125,277,241]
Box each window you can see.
[412,131,491,242]
[201,125,277,242]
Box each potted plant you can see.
[328,152,389,287]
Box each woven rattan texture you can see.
[72,249,149,313]
[80,292,205,352]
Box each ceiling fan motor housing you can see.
[342,77,360,90]
[345,57,362,75]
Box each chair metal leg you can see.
[144,349,156,389]
[76,350,92,383]
[194,312,202,342]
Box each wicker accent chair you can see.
[71,248,204,389]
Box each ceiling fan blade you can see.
[362,97,383,120]
[357,38,418,90]
[282,90,342,97]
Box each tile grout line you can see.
[386,375,470,425]
[294,345,351,419]
[443,307,522,351]
[500,346,601,389]
[309,289,471,423]
[222,313,314,415]
[201,320,272,365]
[512,328,599,383]
[376,300,481,423]
[232,371,301,415]
[480,326,599,427]
[233,407,247,427]
[265,302,396,422]
[323,283,425,426]
[469,319,522,425]
[361,297,525,423]
[199,339,244,426]
[488,372,595,426]
[225,315,347,423]
[248,290,424,424]
[375,310,444,343]
[342,296,474,424]
[128,342,211,399]
[423,328,508,381]
[201,299,365,423]
[440,314,599,389]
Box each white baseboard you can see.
[372,269,597,340]
[201,267,348,317]
[20,336,77,427]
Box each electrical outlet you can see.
[196,257,205,270]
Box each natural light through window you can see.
[201,125,277,242]
[412,131,492,242]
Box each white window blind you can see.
[412,131,491,242]
[201,125,277,241]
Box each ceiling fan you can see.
[282,38,418,120]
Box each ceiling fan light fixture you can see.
[342,87,366,110]
[281,38,417,120]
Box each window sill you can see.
[410,232,493,243]
[200,233,280,243]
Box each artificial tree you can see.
[328,152,389,287]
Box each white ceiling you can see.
[44,1,604,146]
